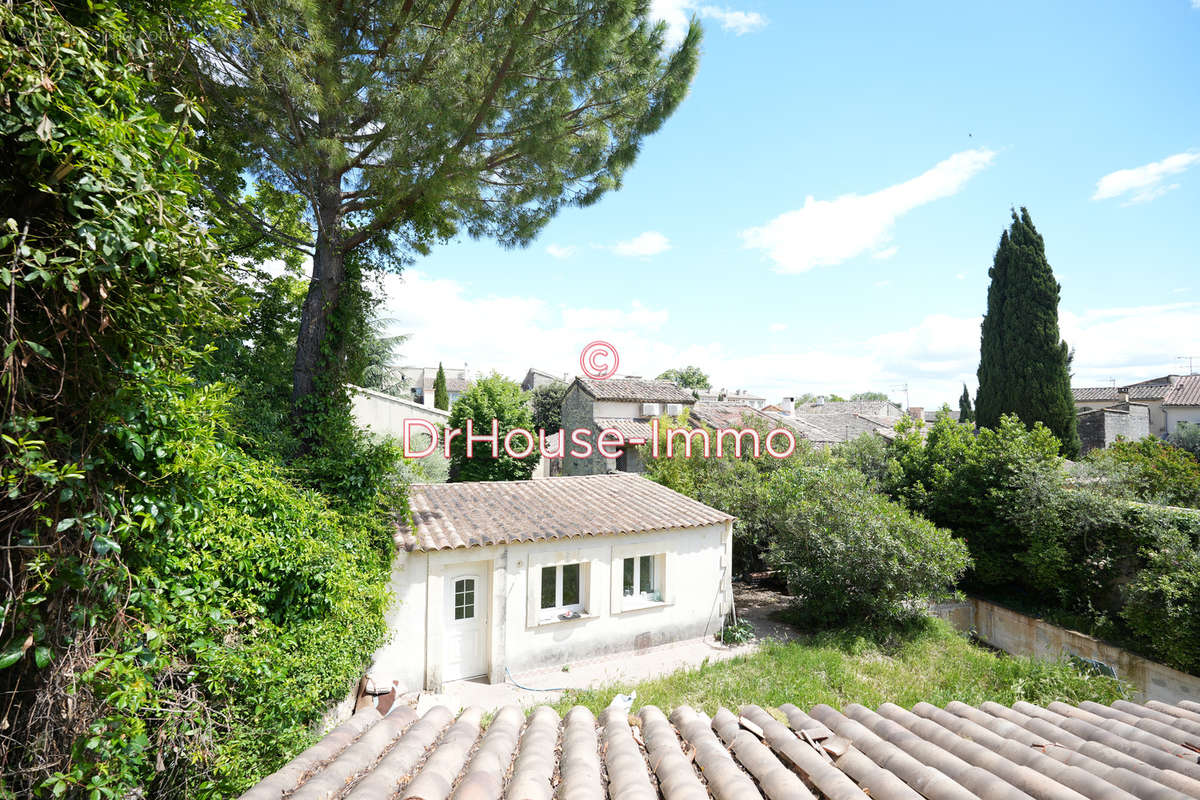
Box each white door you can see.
[443,564,488,681]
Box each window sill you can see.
[535,611,596,628]
[616,599,672,615]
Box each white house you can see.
[369,473,734,691]
[1163,374,1200,435]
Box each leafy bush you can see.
[764,456,970,625]
[832,432,892,489]
[1083,437,1200,508]
[447,374,538,481]
[28,373,395,797]
[1122,531,1200,673]
[1170,421,1200,460]
[888,412,1063,586]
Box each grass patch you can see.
[552,616,1128,717]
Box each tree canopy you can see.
[975,208,1079,457]
[447,374,538,482]
[657,365,711,391]
[187,1,702,427]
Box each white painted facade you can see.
[351,386,450,438]
[370,521,733,692]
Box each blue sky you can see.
[380,0,1200,407]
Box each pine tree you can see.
[433,363,449,410]
[187,3,701,430]
[976,209,1080,457]
[958,384,974,424]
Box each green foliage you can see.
[554,616,1128,717]
[433,363,449,411]
[657,366,711,391]
[764,455,970,626]
[976,208,1079,457]
[1170,421,1200,459]
[1083,437,1200,508]
[1122,531,1200,673]
[850,391,891,402]
[530,380,568,436]
[888,412,1063,586]
[189,1,702,420]
[959,383,975,423]
[718,619,755,645]
[832,433,892,489]
[447,374,538,482]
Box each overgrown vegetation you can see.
[0,3,402,795]
[886,410,1200,674]
[642,415,969,624]
[554,616,1128,716]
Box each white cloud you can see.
[872,246,899,260]
[1092,151,1200,205]
[650,0,766,46]
[696,6,767,35]
[1193,0,1200,9]
[955,272,966,280]
[741,148,996,273]
[377,273,1200,413]
[545,244,576,259]
[612,231,671,257]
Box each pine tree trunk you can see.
[292,184,344,421]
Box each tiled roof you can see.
[398,473,733,551]
[593,417,654,440]
[777,412,899,444]
[241,698,1200,800]
[1164,375,1200,407]
[798,400,904,418]
[1074,385,1172,402]
[688,402,781,431]
[575,377,696,404]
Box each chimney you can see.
[815,396,826,406]
[780,396,795,416]
[908,406,924,421]
[1118,388,1129,404]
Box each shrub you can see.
[447,374,538,481]
[1083,437,1200,509]
[1170,421,1200,460]
[764,455,970,625]
[1122,531,1200,673]
[888,412,1063,587]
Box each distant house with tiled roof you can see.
[797,397,905,418]
[520,367,566,392]
[560,377,695,475]
[1163,374,1200,436]
[369,473,733,690]
[1072,375,1181,438]
[396,365,474,408]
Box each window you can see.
[540,563,584,618]
[454,578,475,621]
[622,554,663,605]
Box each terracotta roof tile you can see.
[398,474,733,552]
[575,377,696,404]
[242,699,1200,799]
[1164,375,1200,407]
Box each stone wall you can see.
[560,385,606,475]
[932,597,1200,704]
[1077,403,1150,455]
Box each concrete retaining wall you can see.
[931,597,1200,704]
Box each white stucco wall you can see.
[370,521,733,692]
[351,386,450,438]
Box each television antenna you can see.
[1179,356,1198,375]
[892,382,910,410]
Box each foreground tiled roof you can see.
[398,474,733,551]
[241,698,1200,800]
[1164,375,1200,407]
[576,377,696,404]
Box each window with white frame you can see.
[621,554,664,606]
[540,563,584,619]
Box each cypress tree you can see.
[958,383,974,424]
[976,208,1080,457]
[433,363,449,410]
